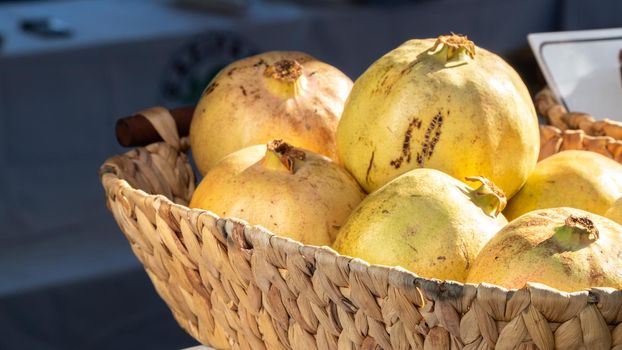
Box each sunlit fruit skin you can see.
[467,207,622,291]
[504,150,622,221]
[189,141,365,246]
[605,197,622,225]
[336,35,539,196]
[191,51,353,175]
[333,168,507,282]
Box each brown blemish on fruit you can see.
[390,113,444,169]
[373,65,404,95]
[400,58,422,76]
[557,254,574,276]
[365,150,375,185]
[380,74,389,86]
[253,59,267,68]
[460,242,470,270]
[371,74,389,95]
[406,242,418,253]
[521,216,550,227]
[390,117,422,169]
[437,256,446,261]
[227,67,237,77]
[203,82,219,96]
[416,112,444,167]
[239,86,247,96]
[587,254,604,282]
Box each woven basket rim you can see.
[536,88,622,141]
[99,142,616,301]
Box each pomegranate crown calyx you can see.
[263,59,304,98]
[564,215,599,242]
[266,139,306,174]
[263,59,303,82]
[465,176,507,217]
[429,34,476,61]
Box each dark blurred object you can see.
[0,268,197,350]
[116,106,194,147]
[20,17,73,38]
[161,31,258,106]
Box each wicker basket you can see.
[536,88,622,163]
[100,107,622,350]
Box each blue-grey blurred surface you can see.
[0,0,620,348]
[0,268,196,349]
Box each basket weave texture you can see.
[536,88,622,163]
[100,108,622,350]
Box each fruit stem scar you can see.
[266,139,306,174]
[565,215,599,241]
[264,59,303,82]
[263,60,304,98]
[428,34,475,62]
[465,176,507,217]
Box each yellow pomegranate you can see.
[333,169,507,282]
[605,197,622,225]
[190,51,352,174]
[504,150,622,220]
[467,207,622,291]
[189,140,365,246]
[336,34,539,196]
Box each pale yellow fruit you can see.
[605,197,622,225]
[333,168,507,282]
[337,34,539,196]
[190,51,352,174]
[467,207,622,291]
[189,140,365,246]
[504,150,622,220]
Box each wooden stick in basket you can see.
[115,106,194,147]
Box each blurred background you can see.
[0,0,620,348]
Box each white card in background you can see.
[528,28,622,121]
